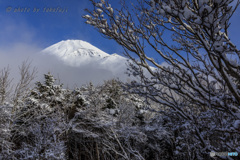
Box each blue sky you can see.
[0,0,123,54]
[0,0,240,57]
[0,0,239,86]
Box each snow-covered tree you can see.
[0,103,14,159]
[0,69,13,159]
[0,71,174,159]
[84,0,240,158]
[12,73,68,160]
[66,79,172,160]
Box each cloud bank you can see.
[0,17,131,88]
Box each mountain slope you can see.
[42,40,128,73]
[39,40,130,86]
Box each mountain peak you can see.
[42,39,127,69]
[42,39,110,59]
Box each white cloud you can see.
[0,42,130,89]
[0,17,130,88]
[0,18,39,48]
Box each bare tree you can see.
[13,60,37,108]
[0,66,12,105]
[0,61,37,159]
[84,0,240,158]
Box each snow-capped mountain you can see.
[42,40,128,73]
[39,40,130,86]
